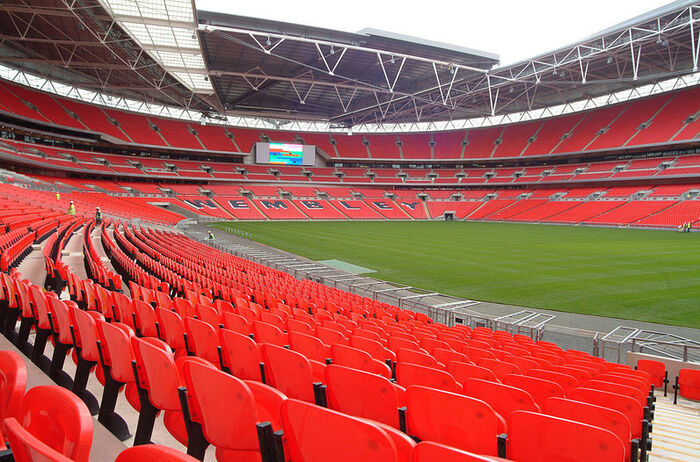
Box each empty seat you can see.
[181,360,284,462]
[636,359,667,391]
[330,344,392,378]
[325,364,404,428]
[526,369,579,395]
[542,397,633,461]
[396,363,462,393]
[675,368,700,402]
[4,418,73,462]
[3,385,93,462]
[184,317,220,365]
[462,378,540,419]
[219,328,263,381]
[0,350,27,428]
[131,337,189,446]
[405,385,502,456]
[505,411,625,462]
[502,375,565,408]
[447,361,499,384]
[280,398,400,462]
[289,331,331,363]
[261,343,321,403]
[411,441,507,462]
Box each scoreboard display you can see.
[255,142,316,165]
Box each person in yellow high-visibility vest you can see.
[55,192,60,201]
[68,201,76,216]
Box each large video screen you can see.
[255,142,316,165]
[269,142,303,165]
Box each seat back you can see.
[411,441,503,462]
[397,349,440,369]
[253,320,288,347]
[506,411,625,462]
[218,328,263,381]
[261,343,316,403]
[569,387,643,438]
[678,369,700,400]
[133,300,158,338]
[70,308,104,362]
[131,337,181,411]
[0,350,27,425]
[96,321,135,382]
[182,361,260,456]
[462,378,539,419]
[155,308,186,351]
[325,364,401,428]
[542,397,631,459]
[636,360,666,388]
[447,361,499,385]
[47,298,73,345]
[502,375,565,408]
[405,385,499,455]
[184,317,220,365]
[13,385,93,462]
[280,399,398,462]
[526,369,579,394]
[4,418,73,462]
[289,331,330,363]
[396,363,461,393]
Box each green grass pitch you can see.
[211,221,700,329]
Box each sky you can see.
[195,0,674,65]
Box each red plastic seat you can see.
[45,298,75,387]
[316,326,349,346]
[405,385,502,455]
[253,320,289,347]
[0,350,27,441]
[182,360,282,462]
[155,308,186,354]
[397,348,442,369]
[502,375,565,409]
[133,300,159,338]
[219,328,263,381]
[131,337,188,446]
[569,387,644,439]
[636,359,667,389]
[261,343,320,403]
[331,344,392,379]
[542,397,632,461]
[350,336,395,362]
[184,317,220,366]
[96,320,140,440]
[526,369,579,395]
[222,312,251,335]
[325,364,404,428]
[462,378,540,420]
[115,444,201,462]
[411,441,506,461]
[447,361,499,385]
[280,398,400,462]
[583,380,645,406]
[3,418,73,462]
[289,331,331,363]
[431,348,468,365]
[4,385,93,462]
[677,368,700,401]
[478,358,522,381]
[505,411,625,462]
[396,362,462,393]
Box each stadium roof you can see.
[0,0,698,127]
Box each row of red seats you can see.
[83,221,122,291]
[2,78,698,159]
[2,215,699,461]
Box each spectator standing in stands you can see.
[95,207,103,225]
[68,201,76,216]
